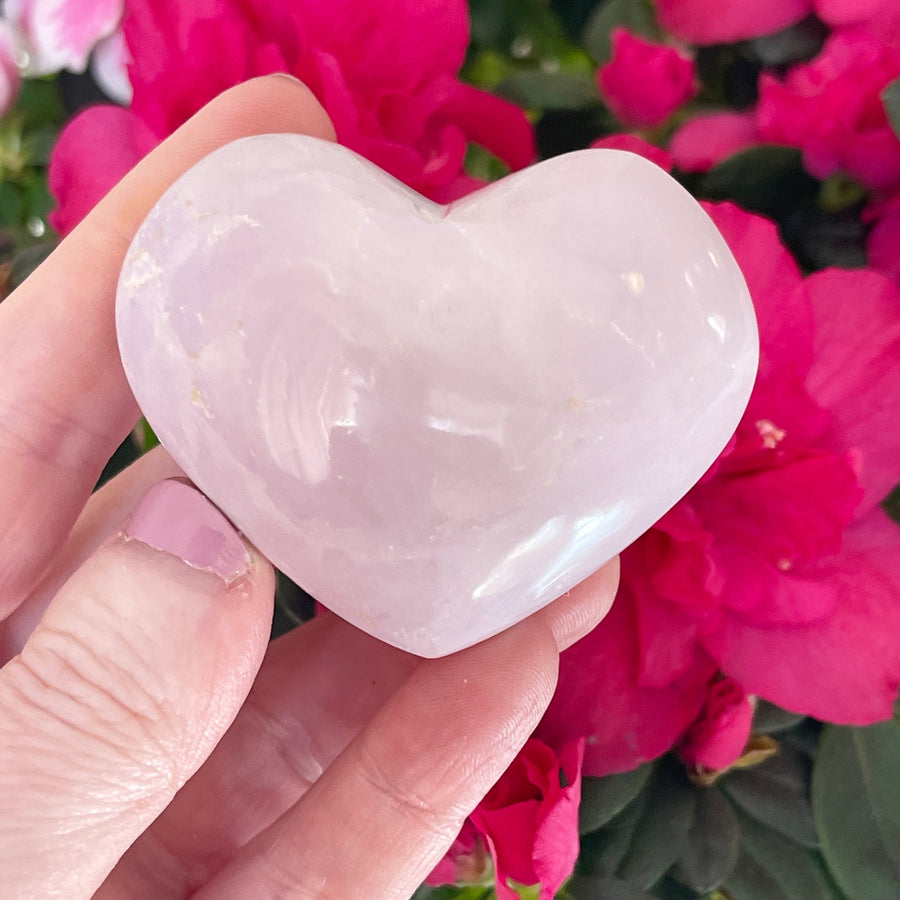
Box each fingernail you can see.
[124,479,249,583]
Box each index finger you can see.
[0,75,335,616]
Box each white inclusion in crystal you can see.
[610,321,655,368]
[121,250,163,291]
[622,271,645,296]
[202,213,260,248]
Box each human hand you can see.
[0,75,619,899]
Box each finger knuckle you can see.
[354,734,462,841]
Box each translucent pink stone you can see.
[116,135,758,656]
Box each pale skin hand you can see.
[0,76,620,899]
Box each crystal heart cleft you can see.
[116,134,758,657]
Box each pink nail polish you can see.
[124,479,249,583]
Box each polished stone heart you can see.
[117,134,758,656]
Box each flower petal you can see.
[48,105,152,234]
[679,678,754,771]
[590,134,673,171]
[540,586,716,775]
[655,0,811,44]
[706,509,900,723]
[669,111,759,173]
[804,268,900,513]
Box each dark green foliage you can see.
[582,0,661,64]
[669,788,740,893]
[615,760,697,888]
[720,745,818,848]
[751,701,805,735]
[744,15,829,68]
[883,76,900,141]
[580,764,653,835]
[813,721,900,900]
[495,71,600,111]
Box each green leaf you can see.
[700,145,815,218]
[469,0,572,62]
[670,788,740,893]
[22,124,60,167]
[752,701,805,736]
[779,719,823,759]
[582,0,661,64]
[410,885,494,900]
[720,746,817,848]
[13,78,65,131]
[10,240,55,288]
[813,721,900,900]
[495,70,599,111]
[782,206,868,271]
[0,180,26,227]
[580,764,653,835]
[567,875,657,900]
[725,811,838,900]
[882,482,900,525]
[650,878,702,900]
[745,16,827,67]
[550,0,603,39]
[616,760,697,888]
[579,792,648,879]
[882,77,900,141]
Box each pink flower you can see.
[429,739,584,900]
[0,22,20,117]
[678,677,754,772]
[590,133,674,171]
[814,0,900,45]
[655,0,811,45]
[654,0,900,46]
[867,193,900,289]
[756,32,900,191]
[47,0,534,235]
[540,202,900,776]
[669,111,760,173]
[597,28,697,128]
[4,0,123,74]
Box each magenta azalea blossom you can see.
[429,739,584,900]
[655,0,900,46]
[540,202,900,775]
[589,133,674,171]
[669,111,760,173]
[757,32,900,191]
[678,677,755,771]
[597,28,697,128]
[47,0,535,234]
[654,0,810,45]
[868,193,900,291]
[815,0,900,43]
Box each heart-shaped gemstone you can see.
[117,134,758,657]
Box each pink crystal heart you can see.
[116,135,758,656]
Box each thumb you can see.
[0,478,275,899]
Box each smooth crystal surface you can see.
[116,134,758,657]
